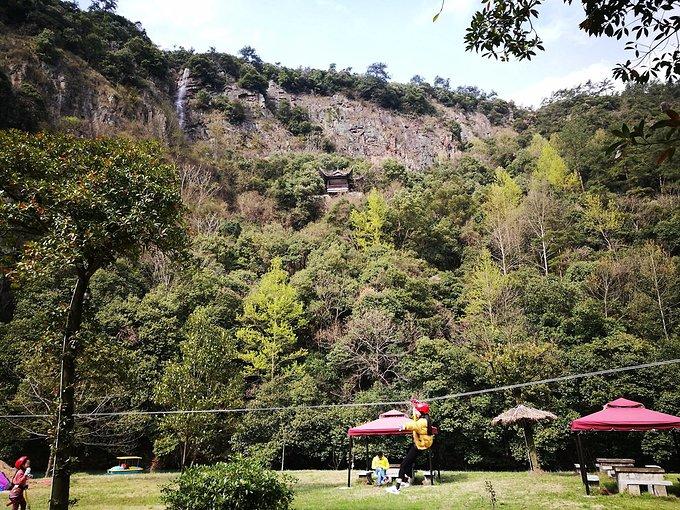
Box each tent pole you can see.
[347,436,353,488]
[437,438,441,482]
[575,433,590,495]
[365,438,370,471]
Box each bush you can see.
[275,99,319,136]
[34,28,59,63]
[238,65,269,95]
[211,96,246,124]
[193,89,212,110]
[162,457,295,510]
[187,54,224,91]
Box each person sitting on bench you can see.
[371,452,389,486]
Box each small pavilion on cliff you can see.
[319,168,354,194]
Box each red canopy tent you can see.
[570,397,680,494]
[571,397,680,431]
[348,409,439,437]
[345,410,439,487]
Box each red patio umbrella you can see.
[570,397,680,494]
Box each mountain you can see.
[0,0,515,169]
[2,0,680,476]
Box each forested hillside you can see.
[1,0,680,476]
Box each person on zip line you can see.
[386,400,433,494]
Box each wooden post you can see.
[347,437,353,488]
[522,422,540,472]
[575,433,590,495]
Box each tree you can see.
[582,193,624,251]
[449,0,680,84]
[635,242,676,342]
[0,131,186,510]
[366,62,390,81]
[89,0,117,12]
[350,189,390,249]
[433,75,450,90]
[239,45,263,68]
[463,249,515,334]
[532,137,579,190]
[522,183,555,275]
[482,169,523,275]
[34,29,59,64]
[236,259,307,380]
[238,65,269,95]
[154,307,243,468]
[329,309,406,390]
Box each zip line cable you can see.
[1,357,679,420]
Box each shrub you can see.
[448,120,463,143]
[211,97,246,124]
[34,29,59,63]
[162,457,295,510]
[275,99,320,136]
[193,89,212,110]
[238,65,269,95]
[187,54,224,91]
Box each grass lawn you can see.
[18,470,680,509]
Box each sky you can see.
[78,0,627,107]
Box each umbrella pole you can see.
[428,449,433,485]
[347,437,353,488]
[575,433,590,495]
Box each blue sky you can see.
[80,0,626,107]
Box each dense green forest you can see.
[1,0,680,478]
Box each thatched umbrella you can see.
[492,405,557,472]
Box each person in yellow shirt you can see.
[371,451,389,486]
[387,400,433,493]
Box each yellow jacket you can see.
[403,415,434,450]
[371,455,389,470]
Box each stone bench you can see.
[619,479,672,496]
[614,466,670,496]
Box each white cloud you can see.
[508,62,622,107]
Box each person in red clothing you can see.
[8,456,30,510]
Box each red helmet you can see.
[412,400,430,414]
[14,456,28,470]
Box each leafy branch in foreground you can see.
[607,103,680,164]
[438,0,680,84]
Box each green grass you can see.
[19,470,680,509]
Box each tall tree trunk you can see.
[45,448,55,478]
[648,251,670,341]
[49,271,89,510]
[522,422,541,472]
[0,274,14,323]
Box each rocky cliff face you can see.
[1,32,497,169]
[0,32,176,139]
[187,79,496,170]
